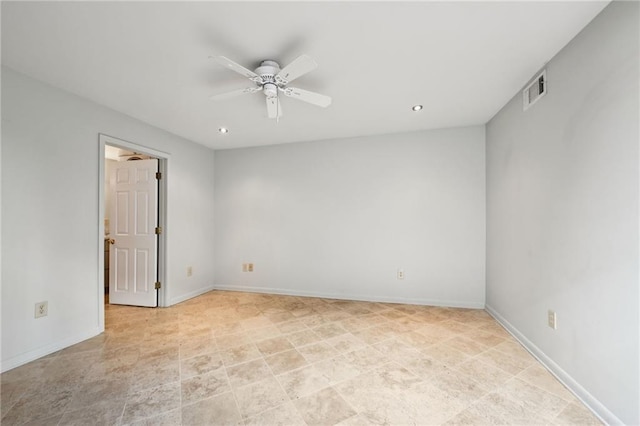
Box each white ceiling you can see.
[1,1,608,150]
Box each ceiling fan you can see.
[210,54,331,120]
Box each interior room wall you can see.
[214,126,486,308]
[1,67,216,371]
[104,159,116,233]
[485,2,639,424]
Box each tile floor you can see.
[1,291,601,425]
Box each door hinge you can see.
[155,281,161,289]
[155,226,162,235]
[155,172,162,180]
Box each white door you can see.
[109,159,158,307]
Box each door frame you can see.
[98,134,170,329]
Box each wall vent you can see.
[523,70,546,111]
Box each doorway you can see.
[98,135,169,329]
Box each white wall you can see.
[486,2,639,425]
[104,159,116,232]
[214,127,485,308]
[1,68,216,370]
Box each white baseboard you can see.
[0,326,102,373]
[485,304,622,426]
[211,284,485,309]
[168,284,218,306]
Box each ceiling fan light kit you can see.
[210,54,331,120]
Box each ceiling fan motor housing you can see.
[255,61,281,97]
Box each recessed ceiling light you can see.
[218,127,229,134]
[412,105,423,112]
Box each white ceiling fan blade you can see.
[211,56,261,82]
[275,54,317,85]
[266,96,282,119]
[282,87,331,108]
[209,86,261,101]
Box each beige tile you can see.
[455,358,513,390]
[299,314,331,327]
[130,361,180,392]
[396,380,467,425]
[233,376,289,419]
[351,326,391,345]
[66,378,130,411]
[369,362,423,390]
[59,399,126,426]
[212,322,243,336]
[421,342,471,367]
[276,320,308,334]
[462,328,506,348]
[343,346,389,371]
[226,358,273,388]
[264,349,308,375]
[476,322,513,339]
[286,329,323,347]
[0,385,75,424]
[265,311,297,324]
[493,339,534,360]
[416,323,455,341]
[139,342,180,362]
[401,355,451,379]
[326,333,367,353]
[245,401,306,426]
[255,336,294,356]
[219,342,262,366]
[277,365,332,399]
[2,290,603,426]
[496,377,569,420]
[179,337,217,359]
[181,392,242,426]
[22,413,65,426]
[554,402,602,425]
[334,376,416,425]
[322,311,353,323]
[372,338,423,361]
[397,330,440,348]
[128,408,182,425]
[298,342,340,364]
[445,391,547,425]
[335,413,375,425]
[216,332,252,350]
[294,387,358,426]
[443,335,490,356]
[240,315,274,330]
[122,382,180,424]
[180,353,223,379]
[313,323,349,339]
[379,310,406,320]
[516,363,576,402]
[314,355,363,384]
[0,380,32,418]
[246,325,283,342]
[428,370,489,405]
[338,318,371,333]
[181,368,230,405]
[475,348,534,375]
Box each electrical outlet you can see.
[186,266,193,277]
[397,268,404,280]
[248,263,254,272]
[35,301,48,318]
[548,310,557,330]
[242,263,248,272]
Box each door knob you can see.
[108,238,115,245]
